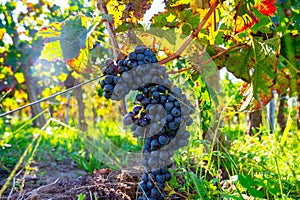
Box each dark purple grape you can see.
[144,49,154,56]
[138,60,144,66]
[158,135,169,145]
[117,60,124,66]
[148,157,158,168]
[137,53,145,61]
[104,75,114,84]
[165,102,174,111]
[151,56,158,63]
[166,114,174,122]
[122,114,133,126]
[157,85,166,92]
[135,45,147,54]
[171,107,181,117]
[143,56,152,63]
[103,84,114,94]
[150,188,160,198]
[159,95,167,104]
[150,139,160,149]
[141,98,150,107]
[168,121,178,130]
[133,106,142,114]
[128,52,137,60]
[165,171,171,181]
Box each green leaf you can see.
[60,14,89,60]
[224,47,252,82]
[248,187,264,198]
[151,13,169,27]
[181,23,192,35]
[114,23,130,33]
[238,174,253,189]
[142,28,177,46]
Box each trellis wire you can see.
[0,76,103,118]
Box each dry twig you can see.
[26,177,60,196]
[7,170,23,200]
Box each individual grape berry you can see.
[133,106,142,114]
[158,135,169,145]
[136,93,144,102]
[128,52,137,60]
[100,79,106,88]
[122,114,133,126]
[150,139,160,149]
[103,84,114,94]
[150,188,160,198]
[105,58,114,67]
[143,56,152,63]
[135,45,147,54]
[144,49,154,56]
[146,180,155,189]
[171,107,181,117]
[104,75,114,84]
[137,53,145,61]
[164,102,174,111]
[164,171,172,181]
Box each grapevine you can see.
[98,45,194,199]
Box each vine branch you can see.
[97,1,127,116]
[201,43,247,65]
[167,43,246,75]
[97,1,120,59]
[158,0,219,65]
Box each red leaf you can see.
[255,0,276,16]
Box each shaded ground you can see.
[0,160,186,200]
[1,164,142,200]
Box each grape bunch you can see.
[99,45,157,99]
[98,45,194,199]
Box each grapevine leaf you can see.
[65,48,91,73]
[114,23,130,33]
[38,13,100,73]
[146,28,177,45]
[37,22,62,38]
[248,188,264,198]
[151,13,169,27]
[170,0,192,7]
[224,47,252,82]
[40,40,63,61]
[60,14,89,61]
[251,8,272,33]
[181,23,192,36]
[251,37,279,99]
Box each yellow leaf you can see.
[14,72,25,84]
[40,40,63,61]
[38,22,61,38]
[171,0,192,6]
[0,28,6,39]
[166,13,176,22]
[58,73,68,82]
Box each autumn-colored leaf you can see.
[37,22,61,38]
[40,40,63,61]
[234,14,258,33]
[254,0,276,16]
[0,28,6,40]
[65,48,92,73]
